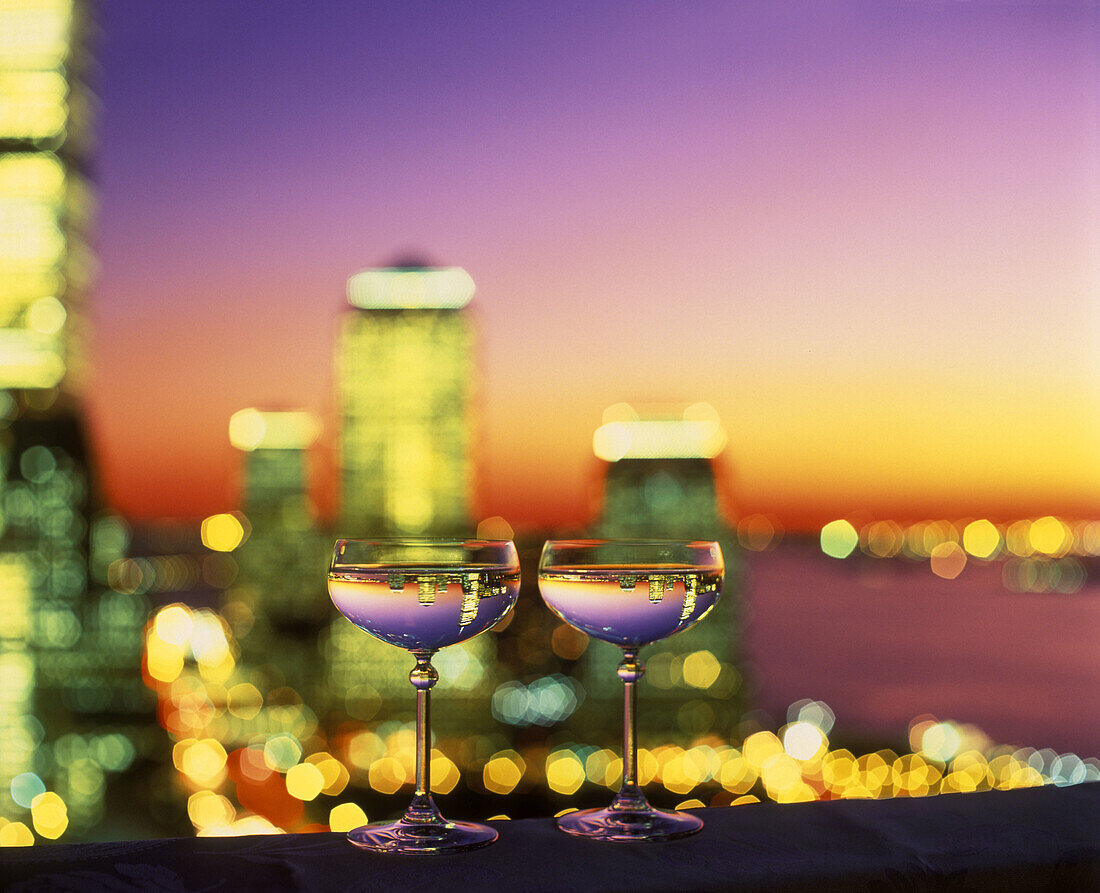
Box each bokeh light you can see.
[200,513,247,553]
[962,520,1001,559]
[820,520,859,559]
[328,802,368,833]
[929,542,966,579]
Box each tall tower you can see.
[336,263,476,536]
[329,263,494,725]
[580,403,744,741]
[229,409,329,701]
[0,0,132,834]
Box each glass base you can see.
[347,818,498,855]
[556,804,703,842]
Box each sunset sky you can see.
[87,1,1100,531]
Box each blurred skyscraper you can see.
[0,0,148,835]
[328,263,495,724]
[229,409,330,703]
[336,262,476,536]
[580,403,744,739]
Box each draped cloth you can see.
[4,783,1098,892]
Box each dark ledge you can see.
[4,783,1098,892]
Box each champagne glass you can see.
[328,538,520,854]
[538,539,723,842]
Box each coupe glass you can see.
[328,538,520,854]
[538,539,723,842]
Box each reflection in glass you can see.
[328,538,519,854]
[539,539,723,842]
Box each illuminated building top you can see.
[1,0,93,395]
[593,403,727,462]
[346,265,475,310]
[229,408,322,451]
[337,262,475,536]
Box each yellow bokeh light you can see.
[305,753,350,797]
[154,604,193,647]
[286,762,325,801]
[962,520,1001,559]
[323,760,352,796]
[856,753,892,795]
[1077,521,1100,556]
[483,750,525,796]
[585,748,614,785]
[929,542,966,580]
[187,791,235,830]
[675,798,706,810]
[1005,520,1035,557]
[368,757,406,795]
[198,650,235,684]
[661,752,698,795]
[760,753,802,796]
[950,751,993,792]
[347,731,384,770]
[180,739,228,787]
[145,632,185,684]
[200,513,246,552]
[1029,516,1070,557]
[743,731,784,771]
[862,520,903,558]
[682,650,721,689]
[820,520,858,559]
[545,751,585,795]
[226,683,262,719]
[717,753,756,794]
[329,802,368,833]
[822,750,856,793]
[429,751,460,795]
[774,782,817,804]
[0,821,34,847]
[29,791,67,839]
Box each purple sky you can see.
[89,1,1099,528]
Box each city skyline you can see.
[87,2,1099,531]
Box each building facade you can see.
[328,264,496,721]
[336,264,476,537]
[0,0,151,836]
[580,403,744,741]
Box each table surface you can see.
[4,783,1098,892]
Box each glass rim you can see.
[541,538,720,549]
[333,537,515,548]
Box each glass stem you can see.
[405,650,441,824]
[614,648,646,810]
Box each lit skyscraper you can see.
[336,263,476,536]
[0,1,147,836]
[329,263,495,723]
[0,0,93,393]
[229,409,330,703]
[579,403,744,739]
